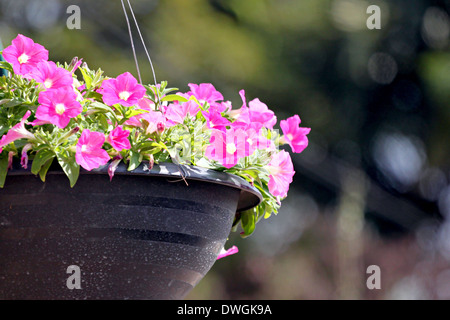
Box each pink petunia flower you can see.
[108,155,123,181]
[267,150,295,198]
[29,61,74,90]
[212,100,232,113]
[186,83,224,106]
[68,57,83,74]
[248,98,277,129]
[230,90,251,128]
[125,110,166,135]
[245,123,275,154]
[98,72,146,107]
[7,151,15,170]
[36,87,82,129]
[75,129,110,171]
[236,90,277,128]
[2,34,48,76]
[217,245,239,260]
[137,97,156,111]
[0,111,35,153]
[201,108,231,132]
[205,128,252,169]
[280,115,311,154]
[107,126,131,152]
[20,143,33,169]
[164,100,200,127]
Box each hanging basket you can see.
[0,161,261,300]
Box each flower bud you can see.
[157,122,165,134]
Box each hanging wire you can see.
[121,0,158,88]
[120,0,142,84]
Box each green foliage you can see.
[0,57,286,237]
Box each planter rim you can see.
[7,161,262,213]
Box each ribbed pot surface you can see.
[0,168,244,300]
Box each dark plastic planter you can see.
[0,162,261,300]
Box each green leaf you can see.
[57,154,80,188]
[161,94,188,103]
[0,61,13,74]
[0,99,25,108]
[79,67,93,90]
[89,101,115,114]
[128,150,142,171]
[0,152,9,188]
[31,149,55,175]
[38,157,54,182]
[240,209,256,237]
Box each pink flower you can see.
[280,115,311,154]
[212,100,232,113]
[108,155,123,181]
[235,90,276,129]
[164,100,199,126]
[186,83,223,105]
[77,84,86,93]
[248,98,277,129]
[201,109,230,132]
[107,126,131,151]
[75,130,110,171]
[36,87,82,128]
[7,151,15,170]
[205,128,251,169]
[98,72,146,107]
[137,97,156,111]
[230,90,251,128]
[68,57,83,74]
[217,246,239,260]
[267,150,295,198]
[246,123,275,153]
[29,61,73,90]
[0,111,35,153]
[2,34,48,76]
[125,110,166,135]
[21,143,33,169]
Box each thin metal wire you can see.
[120,0,142,84]
[126,0,158,88]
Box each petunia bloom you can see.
[98,72,146,107]
[0,111,35,153]
[201,108,230,132]
[36,87,82,128]
[235,90,276,129]
[29,61,73,90]
[248,98,277,130]
[67,56,83,74]
[217,245,239,260]
[280,115,311,154]
[186,83,224,106]
[108,155,123,181]
[20,143,33,169]
[266,150,295,198]
[137,97,156,111]
[164,100,200,127]
[245,123,275,154]
[125,110,166,135]
[75,129,110,171]
[230,90,251,129]
[107,126,131,152]
[2,34,48,76]
[205,128,252,168]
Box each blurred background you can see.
[1,0,449,299]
